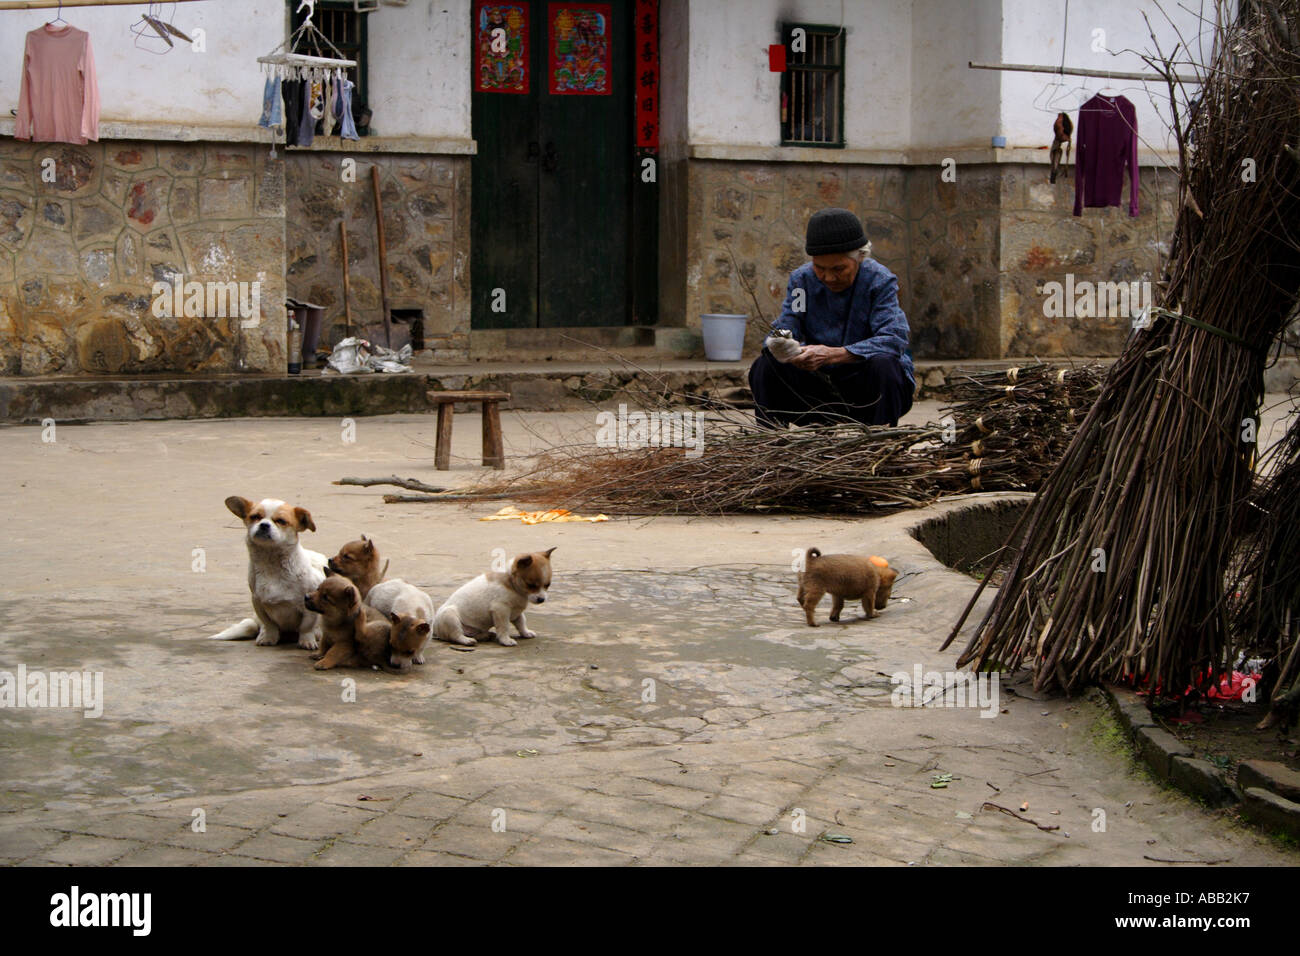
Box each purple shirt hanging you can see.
[1073,93,1139,218]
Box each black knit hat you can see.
[805,208,867,255]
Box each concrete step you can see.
[7,353,1289,426]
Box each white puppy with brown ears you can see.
[435,548,555,647]
[210,496,328,650]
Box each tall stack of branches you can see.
[947,0,1300,695]
[1231,413,1300,725]
[459,363,1104,517]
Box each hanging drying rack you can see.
[257,0,356,83]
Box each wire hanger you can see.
[48,1,67,26]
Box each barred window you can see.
[290,1,369,102]
[780,23,845,148]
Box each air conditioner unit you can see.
[352,0,380,12]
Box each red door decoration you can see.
[634,0,658,148]
[475,1,529,94]
[548,4,612,95]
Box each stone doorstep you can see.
[0,356,1121,425]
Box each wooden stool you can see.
[426,390,510,470]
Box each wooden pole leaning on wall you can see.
[0,0,210,9]
[339,221,353,339]
[370,165,393,349]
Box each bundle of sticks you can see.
[1231,413,1300,726]
[457,362,1105,517]
[946,1,1300,696]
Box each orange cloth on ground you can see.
[480,506,609,525]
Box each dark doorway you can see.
[471,1,652,329]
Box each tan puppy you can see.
[326,535,388,599]
[306,573,431,672]
[796,548,897,627]
[210,495,327,650]
[435,548,555,647]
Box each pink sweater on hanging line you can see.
[15,23,100,145]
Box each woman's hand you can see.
[791,345,854,371]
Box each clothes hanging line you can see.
[0,0,209,9]
[969,61,1202,84]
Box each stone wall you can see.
[996,163,1172,356]
[283,153,470,361]
[666,157,1168,360]
[0,139,285,375]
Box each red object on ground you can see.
[769,44,786,72]
[1205,671,1259,701]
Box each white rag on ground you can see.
[325,337,413,374]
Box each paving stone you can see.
[348,812,439,849]
[396,849,490,867]
[535,814,655,857]
[696,793,784,827]
[227,832,327,864]
[158,822,260,854]
[41,834,142,865]
[391,790,472,821]
[563,792,692,834]
[737,831,812,864]
[115,845,220,866]
[0,826,67,859]
[270,802,381,839]
[56,813,191,844]
[313,841,408,867]
[420,821,516,861]
[506,836,636,866]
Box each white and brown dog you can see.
[210,496,327,650]
[435,548,555,647]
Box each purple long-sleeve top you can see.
[1073,93,1139,218]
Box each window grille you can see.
[780,23,845,148]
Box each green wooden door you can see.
[472,1,634,329]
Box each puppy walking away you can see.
[797,547,897,627]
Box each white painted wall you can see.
[0,0,471,139]
[366,0,471,139]
[685,0,913,150]
[911,0,1002,149]
[0,0,281,128]
[998,0,1223,150]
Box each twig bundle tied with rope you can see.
[450,363,1104,517]
[946,1,1300,695]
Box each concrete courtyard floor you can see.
[0,397,1296,867]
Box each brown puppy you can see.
[384,612,432,672]
[326,535,388,599]
[796,548,898,627]
[304,573,390,670]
